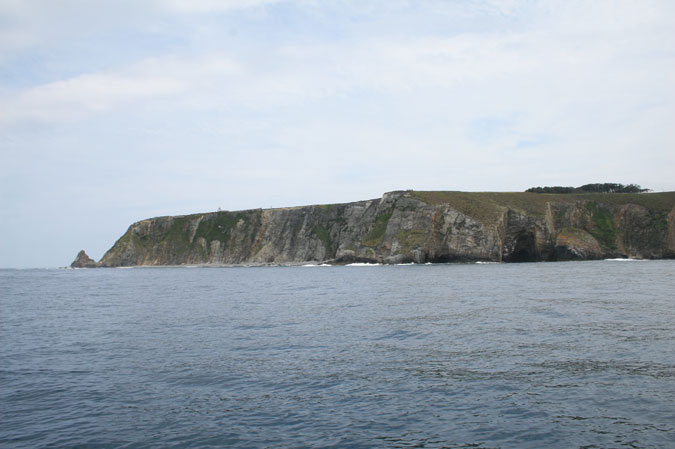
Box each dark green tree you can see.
[526,183,650,194]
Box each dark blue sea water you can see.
[1,260,674,448]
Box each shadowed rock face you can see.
[75,190,675,267]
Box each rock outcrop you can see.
[70,250,99,268]
[76,190,675,267]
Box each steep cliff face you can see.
[86,190,675,267]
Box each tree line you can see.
[526,183,650,194]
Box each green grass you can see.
[571,192,675,211]
[194,212,239,243]
[193,211,261,255]
[651,211,668,232]
[362,212,392,247]
[410,191,675,227]
[104,228,135,260]
[161,216,192,250]
[396,229,427,253]
[646,210,669,247]
[586,201,617,249]
[131,232,153,251]
[313,225,333,254]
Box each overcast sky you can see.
[1,0,674,268]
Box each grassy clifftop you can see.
[410,191,675,227]
[79,189,675,268]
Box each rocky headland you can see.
[72,190,675,268]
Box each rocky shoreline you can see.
[72,190,675,268]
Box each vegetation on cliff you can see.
[72,190,675,268]
[409,191,673,228]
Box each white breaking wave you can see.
[604,258,648,262]
[346,263,382,267]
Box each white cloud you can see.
[0,55,240,124]
[4,10,673,157]
[1,74,181,123]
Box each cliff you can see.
[73,190,675,267]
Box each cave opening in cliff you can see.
[505,232,537,262]
[430,254,461,263]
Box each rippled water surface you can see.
[2,261,674,448]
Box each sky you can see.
[1,0,674,268]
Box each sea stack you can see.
[71,250,99,268]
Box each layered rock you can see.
[75,190,675,267]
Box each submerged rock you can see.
[71,250,99,268]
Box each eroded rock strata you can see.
[73,190,675,267]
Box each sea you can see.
[1,260,674,449]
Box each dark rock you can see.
[71,250,99,268]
